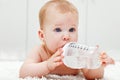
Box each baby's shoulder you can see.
[32,44,45,54]
[25,44,48,62]
[26,45,43,57]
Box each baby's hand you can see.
[100,52,114,66]
[46,48,64,72]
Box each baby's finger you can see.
[53,55,64,62]
[53,48,63,57]
[100,52,107,59]
[101,59,107,65]
[54,61,63,67]
[101,51,106,55]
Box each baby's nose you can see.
[63,33,70,41]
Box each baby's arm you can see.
[82,66,104,80]
[82,51,114,80]
[19,46,63,78]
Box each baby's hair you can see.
[39,0,78,30]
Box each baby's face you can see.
[43,7,78,54]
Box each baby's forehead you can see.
[45,4,57,13]
[45,2,77,15]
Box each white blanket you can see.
[20,73,86,80]
[0,61,120,80]
[0,61,22,80]
[104,61,120,80]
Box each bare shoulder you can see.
[24,45,43,63]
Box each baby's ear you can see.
[38,29,44,40]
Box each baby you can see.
[19,0,114,79]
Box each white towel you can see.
[104,61,120,80]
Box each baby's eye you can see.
[54,28,62,32]
[69,28,76,32]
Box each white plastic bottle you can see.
[62,42,101,69]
